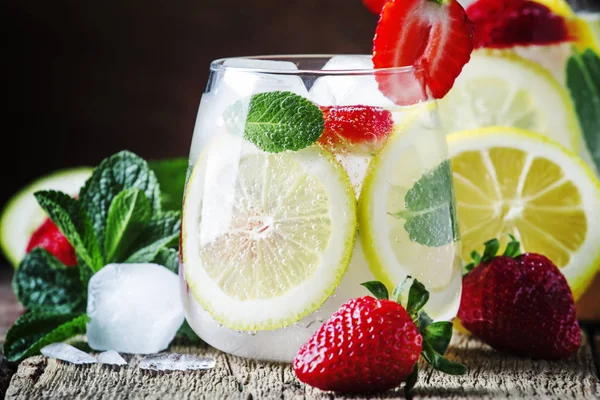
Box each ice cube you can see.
[309,55,396,107]
[138,353,215,371]
[40,343,97,364]
[86,263,184,354]
[97,350,127,366]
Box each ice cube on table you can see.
[138,353,215,371]
[309,55,396,107]
[86,263,184,355]
[97,350,127,366]
[40,343,96,364]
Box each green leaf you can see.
[361,281,389,300]
[417,310,433,332]
[393,160,460,247]
[13,249,85,314]
[422,321,453,356]
[34,190,103,272]
[242,91,324,153]
[481,238,500,262]
[404,364,419,395]
[176,320,203,343]
[125,211,180,263]
[2,312,88,362]
[433,356,468,375]
[78,151,161,252]
[406,279,429,317]
[104,188,152,263]
[391,276,410,304]
[149,158,189,211]
[503,234,521,258]
[566,49,600,171]
[78,256,94,289]
[153,247,180,274]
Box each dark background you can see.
[4,0,377,208]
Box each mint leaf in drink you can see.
[125,210,180,263]
[153,247,179,274]
[2,312,88,362]
[79,151,161,252]
[243,91,324,153]
[104,188,152,263]
[149,158,188,211]
[34,190,103,271]
[566,49,600,171]
[13,249,85,314]
[391,160,460,247]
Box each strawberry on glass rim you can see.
[372,0,475,105]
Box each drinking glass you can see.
[179,55,462,362]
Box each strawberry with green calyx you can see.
[293,279,466,395]
[458,236,581,360]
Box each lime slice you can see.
[448,127,600,300]
[358,112,462,321]
[438,51,581,151]
[182,135,356,331]
[0,167,93,267]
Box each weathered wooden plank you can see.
[595,334,599,376]
[5,333,599,400]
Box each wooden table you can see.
[1,266,599,399]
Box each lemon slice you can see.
[438,51,581,151]
[182,134,356,331]
[448,127,600,300]
[358,111,462,321]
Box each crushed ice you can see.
[138,353,216,371]
[40,343,96,364]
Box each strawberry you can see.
[318,105,394,154]
[372,0,474,105]
[363,0,388,15]
[458,236,581,360]
[26,218,77,267]
[466,0,573,49]
[293,280,466,394]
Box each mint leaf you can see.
[2,312,88,362]
[361,281,389,300]
[422,321,452,355]
[153,247,179,274]
[78,151,161,252]
[34,190,103,271]
[104,188,152,263]
[130,210,180,250]
[566,49,600,171]
[149,158,188,211]
[13,249,85,314]
[78,256,94,289]
[393,160,460,247]
[243,91,324,153]
[176,320,202,343]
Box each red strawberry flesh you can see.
[26,218,77,267]
[372,0,474,104]
[467,0,573,49]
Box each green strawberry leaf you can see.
[392,160,460,247]
[422,321,453,356]
[406,279,429,318]
[481,238,500,263]
[502,234,521,258]
[361,281,389,300]
[104,188,152,263]
[153,247,179,274]
[13,249,85,314]
[78,151,161,252]
[2,312,88,362]
[566,49,600,171]
[149,157,188,211]
[242,91,324,153]
[404,363,419,395]
[34,190,103,272]
[432,355,468,375]
[417,310,434,332]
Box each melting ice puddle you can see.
[139,353,216,371]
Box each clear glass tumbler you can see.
[180,55,462,362]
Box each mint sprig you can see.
[149,157,189,211]
[4,150,195,362]
[363,278,467,394]
[391,160,460,247]
[242,91,324,153]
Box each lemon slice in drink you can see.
[449,127,600,300]
[358,112,462,320]
[182,135,356,331]
[438,52,581,151]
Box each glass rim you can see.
[210,54,421,76]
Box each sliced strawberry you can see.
[373,0,474,105]
[363,0,388,15]
[26,218,77,266]
[318,105,394,154]
[467,0,573,49]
